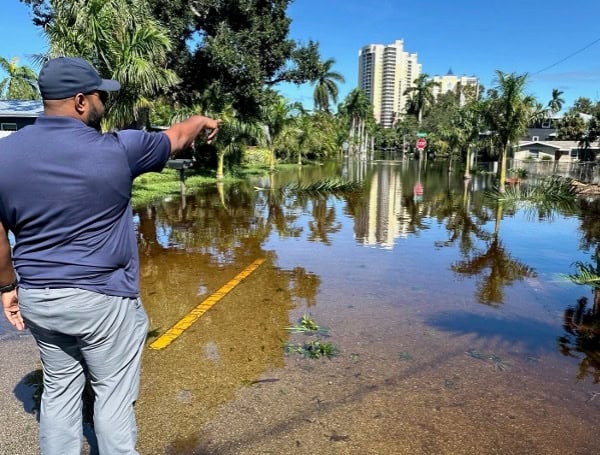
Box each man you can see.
[0,56,219,454]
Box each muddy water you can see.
[128,159,600,454]
[3,159,600,454]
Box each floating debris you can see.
[327,433,350,442]
[284,340,339,359]
[286,313,330,336]
[241,378,280,387]
[466,349,510,371]
[488,354,510,371]
[465,349,487,361]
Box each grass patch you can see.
[132,169,216,206]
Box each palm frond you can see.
[281,178,361,193]
[566,262,600,289]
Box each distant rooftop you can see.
[0,100,43,117]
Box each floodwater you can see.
[5,158,600,454]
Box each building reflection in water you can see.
[351,160,418,249]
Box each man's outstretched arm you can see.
[163,115,220,153]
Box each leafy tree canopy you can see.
[20,0,324,119]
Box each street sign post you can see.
[416,137,427,151]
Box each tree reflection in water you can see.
[559,293,600,383]
[559,196,600,382]
[131,182,327,450]
[451,236,536,305]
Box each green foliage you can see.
[508,168,528,178]
[242,147,272,167]
[281,178,362,193]
[491,175,578,205]
[566,262,600,289]
[156,0,323,117]
[284,314,338,359]
[0,57,40,100]
[286,313,330,335]
[131,169,215,206]
[404,73,440,125]
[312,58,345,113]
[284,340,338,359]
[43,0,179,129]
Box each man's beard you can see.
[87,104,103,131]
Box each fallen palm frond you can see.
[281,178,362,193]
[566,261,600,289]
[490,175,577,203]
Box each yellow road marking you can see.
[149,258,265,350]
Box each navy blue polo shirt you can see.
[0,116,171,298]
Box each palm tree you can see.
[0,57,40,100]
[263,96,293,170]
[44,0,179,130]
[458,101,486,180]
[404,74,439,125]
[548,88,565,114]
[212,105,265,180]
[339,88,371,156]
[312,58,345,113]
[485,71,539,193]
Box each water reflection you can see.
[451,236,537,306]
[132,184,323,451]
[96,160,600,450]
[559,293,600,383]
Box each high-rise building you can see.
[431,69,480,105]
[358,39,421,128]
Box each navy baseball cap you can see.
[38,57,121,100]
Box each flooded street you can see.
[3,159,600,454]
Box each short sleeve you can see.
[116,130,171,177]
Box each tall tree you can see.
[263,95,294,170]
[458,101,486,180]
[339,88,372,155]
[167,0,322,118]
[548,88,565,114]
[485,71,539,193]
[0,57,40,100]
[42,0,179,129]
[211,104,266,180]
[311,58,345,113]
[21,0,324,121]
[404,74,439,125]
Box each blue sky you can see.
[2,0,600,112]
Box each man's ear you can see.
[73,93,87,115]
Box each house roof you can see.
[0,100,43,118]
[519,140,600,150]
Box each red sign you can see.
[416,138,427,151]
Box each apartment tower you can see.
[358,39,421,128]
[431,69,480,105]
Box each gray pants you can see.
[19,288,148,455]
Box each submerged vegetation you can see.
[490,175,578,204]
[284,314,338,359]
[281,178,362,194]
